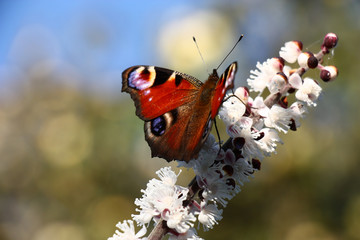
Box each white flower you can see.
[247,58,283,93]
[232,157,254,186]
[297,52,311,68]
[198,201,223,231]
[202,172,236,207]
[264,105,292,133]
[289,73,302,89]
[234,87,250,103]
[242,131,265,159]
[108,220,147,240]
[132,167,194,234]
[219,94,246,125]
[153,185,187,213]
[268,72,287,94]
[226,117,254,138]
[222,149,253,186]
[256,128,283,156]
[289,73,322,107]
[164,207,196,233]
[279,41,302,63]
[289,101,307,129]
[282,65,292,77]
[133,195,158,225]
[252,96,269,118]
[295,77,322,106]
[230,124,281,159]
[155,167,180,187]
[226,118,265,160]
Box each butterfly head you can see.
[211,69,219,78]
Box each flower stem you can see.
[148,219,169,240]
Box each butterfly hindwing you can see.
[144,103,212,162]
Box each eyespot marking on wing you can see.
[128,66,156,90]
[146,109,178,138]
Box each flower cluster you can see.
[109,33,338,240]
[178,134,255,229]
[220,33,338,163]
[109,137,256,240]
[108,166,200,239]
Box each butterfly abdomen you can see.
[198,72,219,106]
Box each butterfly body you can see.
[122,62,237,162]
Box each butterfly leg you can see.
[213,118,222,157]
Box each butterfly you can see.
[122,62,237,162]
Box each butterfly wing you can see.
[211,62,237,118]
[144,102,212,162]
[122,66,206,161]
[122,66,203,121]
[122,63,237,162]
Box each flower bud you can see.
[294,41,303,51]
[322,33,338,50]
[232,137,245,149]
[226,178,236,190]
[297,52,318,69]
[270,57,285,71]
[289,119,297,131]
[279,96,289,108]
[320,65,338,82]
[234,87,250,103]
[222,165,234,176]
[251,159,261,170]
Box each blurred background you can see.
[0,0,359,239]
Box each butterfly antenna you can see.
[223,92,246,105]
[216,34,244,70]
[193,36,210,74]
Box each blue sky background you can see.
[0,0,315,99]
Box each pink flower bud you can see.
[322,33,338,49]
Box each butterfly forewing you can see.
[211,62,237,118]
[122,66,203,120]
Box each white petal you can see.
[295,77,322,106]
[289,73,302,89]
[268,73,286,94]
[279,41,302,63]
[234,87,249,103]
[219,95,246,125]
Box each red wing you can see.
[122,66,203,121]
[211,62,237,119]
[144,103,212,162]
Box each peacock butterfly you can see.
[122,62,237,162]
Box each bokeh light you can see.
[158,9,234,74]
